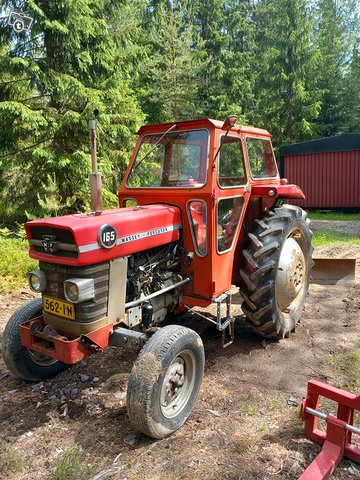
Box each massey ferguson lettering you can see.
[118,226,173,245]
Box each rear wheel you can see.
[239,205,313,339]
[2,298,68,381]
[127,325,204,439]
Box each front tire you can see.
[239,205,313,339]
[127,325,205,439]
[2,298,68,381]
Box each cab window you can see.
[126,129,208,188]
[246,138,278,178]
[217,196,244,252]
[218,136,246,187]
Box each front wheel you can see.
[239,205,313,339]
[127,325,205,439]
[2,298,68,381]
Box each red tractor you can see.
[2,116,312,439]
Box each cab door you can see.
[213,133,250,296]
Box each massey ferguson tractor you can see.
[2,116,313,439]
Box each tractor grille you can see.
[40,261,109,322]
[29,226,78,258]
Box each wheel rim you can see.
[160,350,196,419]
[275,228,307,316]
[28,349,58,366]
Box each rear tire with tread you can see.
[239,205,313,339]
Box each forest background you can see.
[0,0,359,224]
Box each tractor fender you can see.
[250,184,305,200]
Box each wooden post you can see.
[89,118,102,212]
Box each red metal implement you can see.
[299,379,360,479]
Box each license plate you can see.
[43,295,75,320]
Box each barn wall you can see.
[283,150,360,208]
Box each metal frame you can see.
[300,379,360,479]
[186,291,235,348]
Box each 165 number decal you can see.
[98,224,117,249]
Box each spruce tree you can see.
[0,1,144,222]
[343,41,360,132]
[253,0,321,146]
[139,0,203,122]
[314,0,351,136]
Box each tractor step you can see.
[311,257,356,285]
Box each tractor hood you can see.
[25,204,182,266]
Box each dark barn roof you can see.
[280,133,360,156]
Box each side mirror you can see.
[222,115,237,130]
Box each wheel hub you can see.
[160,351,195,419]
[276,236,306,312]
[163,361,185,405]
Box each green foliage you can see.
[0,0,359,225]
[0,0,144,222]
[343,40,360,132]
[0,235,37,293]
[139,0,204,122]
[312,230,360,247]
[314,0,358,136]
[55,445,95,480]
[253,0,321,146]
[0,443,25,475]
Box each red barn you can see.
[280,134,360,208]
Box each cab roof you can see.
[137,118,271,137]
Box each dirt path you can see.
[0,247,360,479]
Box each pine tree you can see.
[0,1,144,222]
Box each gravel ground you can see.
[310,219,360,236]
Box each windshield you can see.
[126,129,208,188]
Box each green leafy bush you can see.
[0,236,37,293]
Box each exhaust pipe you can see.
[89,110,103,212]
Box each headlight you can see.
[64,278,94,304]
[29,270,46,292]
[65,282,79,302]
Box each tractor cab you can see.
[119,117,293,304]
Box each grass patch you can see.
[332,351,360,391]
[0,443,25,475]
[292,416,304,438]
[309,211,360,221]
[270,397,284,412]
[312,230,360,247]
[243,404,257,416]
[0,237,37,293]
[55,445,95,480]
